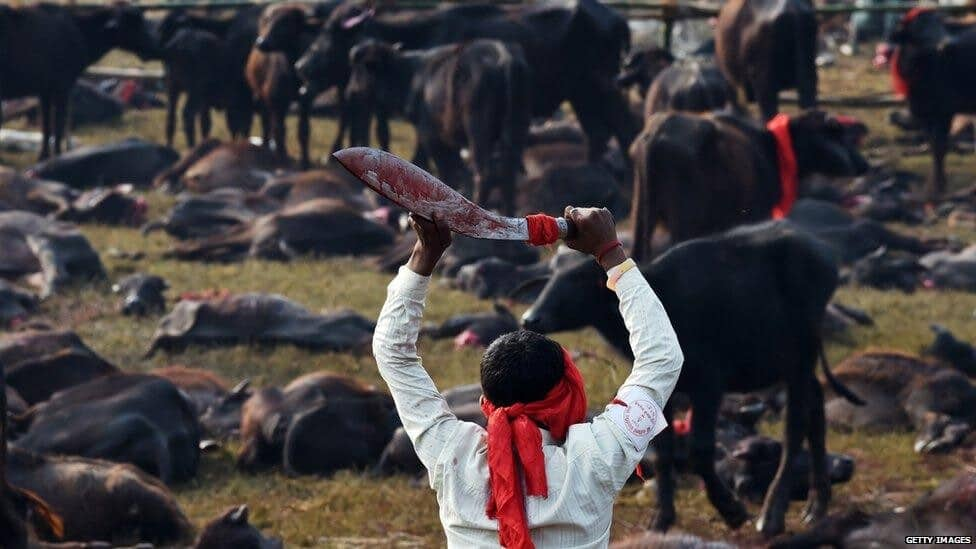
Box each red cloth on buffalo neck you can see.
[766,114,798,219]
[479,349,588,549]
[890,7,935,98]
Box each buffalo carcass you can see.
[715,0,817,120]
[165,199,394,262]
[200,379,253,438]
[772,474,976,549]
[888,9,976,198]
[629,111,868,261]
[0,168,147,226]
[113,273,168,316]
[142,188,279,241]
[0,329,117,406]
[7,448,193,545]
[152,139,290,193]
[347,39,531,214]
[147,293,375,356]
[522,222,864,536]
[25,138,178,189]
[151,365,233,422]
[294,0,635,161]
[194,505,283,549]
[422,303,519,349]
[927,324,976,377]
[237,372,399,476]
[919,245,976,292]
[0,281,37,327]
[824,351,976,454]
[13,374,201,484]
[0,3,158,160]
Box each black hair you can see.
[480,330,565,407]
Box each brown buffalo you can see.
[152,139,291,194]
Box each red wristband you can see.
[596,240,622,264]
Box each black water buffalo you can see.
[0,212,104,297]
[347,39,531,214]
[518,162,629,219]
[629,111,868,261]
[643,58,736,117]
[919,245,976,291]
[143,188,279,240]
[847,246,926,293]
[237,372,398,475]
[376,231,540,275]
[1,329,117,405]
[151,365,232,422]
[295,0,635,160]
[113,273,168,316]
[454,258,552,301]
[7,448,193,545]
[194,505,283,549]
[824,351,976,454]
[25,138,178,189]
[522,222,864,536]
[772,474,976,549]
[422,303,519,349]
[165,199,394,262]
[147,293,374,356]
[927,324,976,377]
[888,9,976,198]
[14,374,201,484]
[0,3,158,160]
[0,168,147,226]
[715,0,817,120]
[0,281,36,328]
[200,379,253,438]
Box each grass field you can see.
[2,49,976,547]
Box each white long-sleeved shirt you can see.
[372,264,683,548]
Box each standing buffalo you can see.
[347,40,531,214]
[522,222,864,536]
[715,0,818,120]
[888,9,976,199]
[294,0,636,160]
[629,111,868,261]
[0,3,159,159]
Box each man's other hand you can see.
[563,207,626,270]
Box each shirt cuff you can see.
[391,265,431,300]
[612,265,644,293]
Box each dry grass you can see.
[3,47,976,547]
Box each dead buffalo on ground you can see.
[237,372,398,476]
[887,10,976,198]
[147,293,374,356]
[113,273,168,317]
[454,257,551,302]
[0,168,74,215]
[258,166,371,209]
[14,374,201,484]
[610,531,735,549]
[374,384,483,477]
[16,80,124,129]
[771,473,976,549]
[199,379,253,439]
[295,0,635,161]
[517,162,629,219]
[629,111,869,261]
[194,505,283,549]
[165,198,394,262]
[0,212,105,297]
[151,365,231,421]
[152,139,291,194]
[715,0,817,120]
[716,435,855,505]
[825,351,976,454]
[787,199,940,264]
[522,222,864,536]
[7,448,193,545]
[54,185,148,227]
[0,281,37,327]
[0,169,146,226]
[847,246,926,293]
[1,329,118,405]
[347,39,531,214]
[375,229,541,275]
[927,324,976,377]
[0,3,159,160]
[919,245,976,291]
[643,57,736,118]
[25,139,178,189]
[143,187,280,241]
[422,303,519,349]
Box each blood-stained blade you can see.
[333,147,532,240]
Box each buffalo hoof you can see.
[756,510,785,538]
[650,509,676,532]
[722,501,750,530]
[802,495,829,525]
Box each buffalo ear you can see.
[508,276,550,302]
[228,504,249,525]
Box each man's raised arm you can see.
[372,215,460,474]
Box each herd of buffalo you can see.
[1,0,976,547]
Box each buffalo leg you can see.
[272,107,287,160]
[755,75,779,122]
[795,16,818,111]
[258,107,271,149]
[200,104,213,141]
[38,94,51,160]
[803,378,830,524]
[570,87,612,161]
[375,107,391,151]
[182,95,199,148]
[758,364,810,536]
[52,92,67,156]
[331,93,348,153]
[165,85,179,147]
[690,391,749,528]
[650,403,677,531]
[427,139,468,194]
[298,97,311,169]
[927,117,952,200]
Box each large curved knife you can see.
[332,147,574,242]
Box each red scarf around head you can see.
[890,7,935,98]
[480,349,588,549]
[766,113,798,219]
